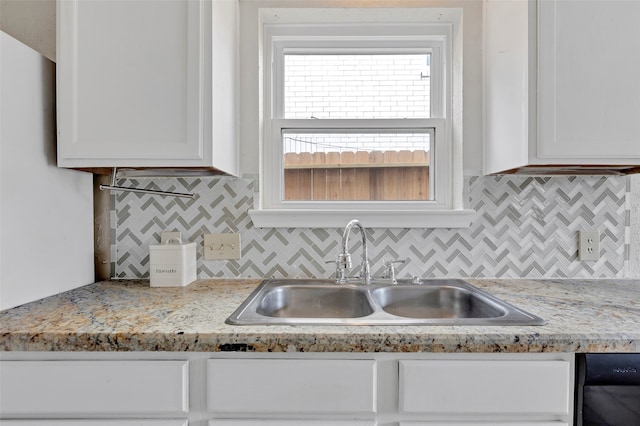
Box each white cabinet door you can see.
[484,0,640,174]
[400,423,567,426]
[0,361,189,415]
[537,0,640,161]
[207,359,377,414]
[57,0,238,174]
[211,421,375,426]
[1,422,188,426]
[399,360,570,415]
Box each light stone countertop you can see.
[0,278,639,352]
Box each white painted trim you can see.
[257,13,465,227]
[266,119,447,211]
[248,208,475,228]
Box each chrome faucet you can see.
[331,219,371,284]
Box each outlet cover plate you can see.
[579,230,600,261]
[204,233,241,260]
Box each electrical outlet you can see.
[204,233,241,260]
[579,230,600,261]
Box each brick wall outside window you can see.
[284,54,431,154]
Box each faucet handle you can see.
[325,254,351,268]
[382,258,408,284]
[326,257,349,283]
[383,258,407,268]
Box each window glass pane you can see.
[284,54,431,119]
[283,130,432,201]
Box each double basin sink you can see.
[226,278,546,326]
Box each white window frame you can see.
[248,9,474,228]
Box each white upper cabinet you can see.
[537,0,640,161]
[484,0,640,175]
[57,0,238,175]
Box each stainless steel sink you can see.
[372,285,505,319]
[226,278,546,326]
[256,285,373,318]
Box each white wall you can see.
[0,0,56,62]
[0,32,94,310]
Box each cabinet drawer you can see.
[0,361,188,415]
[400,423,567,426]
[211,421,375,426]
[1,422,188,426]
[207,359,376,413]
[399,360,570,414]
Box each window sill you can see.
[248,209,476,229]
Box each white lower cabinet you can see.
[0,361,188,415]
[400,360,571,415]
[1,422,188,426]
[0,352,573,426]
[0,360,188,424]
[397,359,571,426]
[207,359,376,425]
[400,423,567,426]
[210,422,375,426]
[207,359,376,414]
[205,355,571,425]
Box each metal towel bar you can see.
[99,168,197,199]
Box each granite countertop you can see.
[1,278,639,353]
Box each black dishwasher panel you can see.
[576,353,640,425]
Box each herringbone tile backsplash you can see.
[112,176,629,279]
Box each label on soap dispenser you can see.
[153,266,179,275]
[149,241,197,287]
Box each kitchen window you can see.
[248,9,474,228]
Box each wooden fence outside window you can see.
[284,150,430,201]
